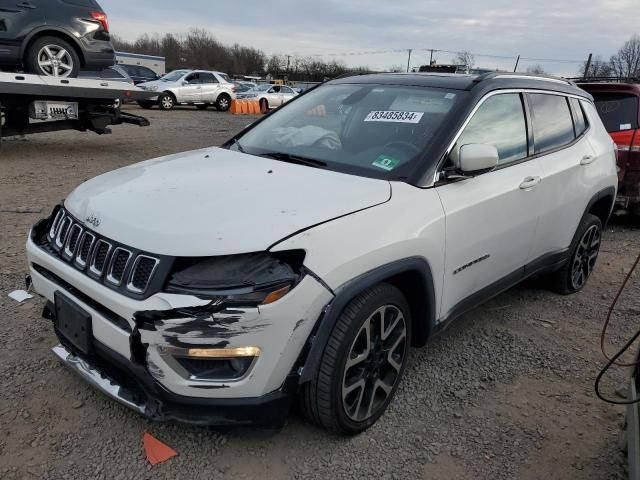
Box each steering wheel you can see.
[383,140,421,155]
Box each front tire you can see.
[549,213,602,294]
[158,93,176,110]
[25,36,80,78]
[299,283,411,435]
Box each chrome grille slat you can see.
[89,239,112,277]
[127,255,159,294]
[63,224,83,258]
[106,247,132,286]
[43,207,161,296]
[49,209,65,239]
[75,232,96,268]
[55,216,72,248]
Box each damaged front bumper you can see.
[26,222,333,426]
[51,342,298,427]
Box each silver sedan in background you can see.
[235,84,298,110]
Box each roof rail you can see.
[471,71,574,88]
[571,76,640,84]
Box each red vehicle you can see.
[578,81,640,213]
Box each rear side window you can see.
[529,94,575,154]
[569,98,588,137]
[200,73,218,84]
[592,93,639,133]
[455,93,528,165]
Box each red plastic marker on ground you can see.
[143,432,178,466]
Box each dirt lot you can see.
[0,106,639,479]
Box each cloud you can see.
[105,0,638,75]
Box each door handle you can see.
[519,176,541,190]
[16,1,36,8]
[580,155,595,165]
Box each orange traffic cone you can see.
[230,100,239,114]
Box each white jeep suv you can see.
[26,72,617,435]
[137,69,235,111]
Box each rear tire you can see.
[158,93,176,110]
[24,36,80,78]
[260,98,268,114]
[299,283,411,435]
[549,213,602,294]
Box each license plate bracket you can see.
[30,100,79,121]
[54,291,93,355]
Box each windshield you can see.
[161,70,189,82]
[235,83,462,178]
[219,73,231,83]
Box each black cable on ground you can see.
[595,249,640,405]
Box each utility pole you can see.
[428,49,438,65]
[583,53,593,79]
[513,55,520,72]
[406,49,412,72]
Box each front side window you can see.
[454,93,528,165]
[529,94,575,153]
[184,73,200,84]
[235,83,462,179]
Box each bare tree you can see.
[454,50,475,69]
[580,55,612,78]
[610,35,640,78]
[526,64,547,75]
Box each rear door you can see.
[527,93,595,260]
[280,85,297,104]
[0,0,44,63]
[198,72,220,103]
[436,92,544,318]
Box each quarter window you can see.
[454,93,528,165]
[529,94,575,153]
[569,97,588,137]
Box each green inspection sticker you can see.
[372,155,400,171]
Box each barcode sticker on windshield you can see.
[364,111,424,123]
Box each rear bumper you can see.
[52,340,297,427]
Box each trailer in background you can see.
[115,52,166,76]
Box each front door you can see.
[436,92,543,319]
[175,72,202,102]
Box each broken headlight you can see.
[165,251,304,306]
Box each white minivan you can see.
[26,72,617,435]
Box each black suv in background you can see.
[0,0,114,78]
[118,64,159,84]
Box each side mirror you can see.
[182,81,188,86]
[458,144,499,174]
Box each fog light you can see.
[186,346,261,358]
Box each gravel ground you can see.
[0,105,639,479]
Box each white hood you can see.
[65,147,391,256]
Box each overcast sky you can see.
[106,0,638,75]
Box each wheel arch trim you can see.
[583,185,616,227]
[21,27,85,66]
[298,256,436,384]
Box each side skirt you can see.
[433,249,569,336]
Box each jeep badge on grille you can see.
[85,214,101,228]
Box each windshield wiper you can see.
[230,138,246,153]
[258,151,327,168]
